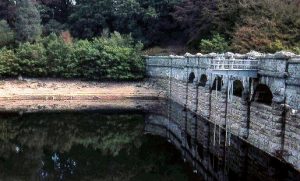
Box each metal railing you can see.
[145,56,259,71]
[208,58,259,70]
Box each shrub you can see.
[72,39,101,79]
[0,32,145,80]
[267,39,287,53]
[199,34,229,53]
[0,48,19,77]
[94,32,144,80]
[41,34,74,77]
[15,42,47,77]
[291,46,300,55]
[70,32,145,80]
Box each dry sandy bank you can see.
[0,79,166,112]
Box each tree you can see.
[68,0,181,45]
[172,0,240,46]
[0,20,15,47]
[0,0,16,26]
[68,0,152,39]
[43,19,65,35]
[199,33,229,53]
[15,0,42,43]
[230,0,300,53]
[37,0,74,23]
[138,0,182,46]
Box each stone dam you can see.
[145,51,300,170]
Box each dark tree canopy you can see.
[0,0,16,26]
[15,0,42,42]
[0,20,15,47]
[0,0,299,53]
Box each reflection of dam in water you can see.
[0,99,300,180]
[145,100,300,181]
[0,110,200,181]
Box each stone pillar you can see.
[284,58,300,169]
[239,77,251,138]
[270,98,285,154]
[219,75,229,127]
[168,56,173,100]
[204,73,213,119]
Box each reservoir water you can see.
[0,101,299,181]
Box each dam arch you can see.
[252,84,273,105]
[199,74,208,87]
[211,76,222,91]
[188,72,196,83]
[233,80,244,97]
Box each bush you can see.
[0,48,19,77]
[41,34,74,77]
[72,39,101,79]
[267,39,287,53]
[15,42,47,77]
[0,32,145,80]
[71,32,145,80]
[94,32,144,80]
[291,46,300,55]
[199,34,229,53]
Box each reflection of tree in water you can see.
[0,112,144,154]
[0,112,198,181]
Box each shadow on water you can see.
[0,110,200,181]
[0,102,299,181]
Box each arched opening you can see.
[188,72,195,83]
[211,76,222,91]
[199,74,208,87]
[253,84,273,105]
[233,80,244,97]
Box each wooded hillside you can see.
[1,0,299,53]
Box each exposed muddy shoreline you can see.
[0,79,166,112]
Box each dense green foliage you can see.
[1,0,299,53]
[0,20,14,47]
[0,32,145,80]
[0,48,19,76]
[199,34,229,53]
[15,0,42,43]
[67,0,181,45]
[0,0,299,79]
[174,0,300,53]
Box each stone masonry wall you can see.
[284,58,300,168]
[145,97,300,180]
[249,102,283,154]
[227,96,247,137]
[145,52,300,170]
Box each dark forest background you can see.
[1,0,299,54]
[0,0,299,79]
